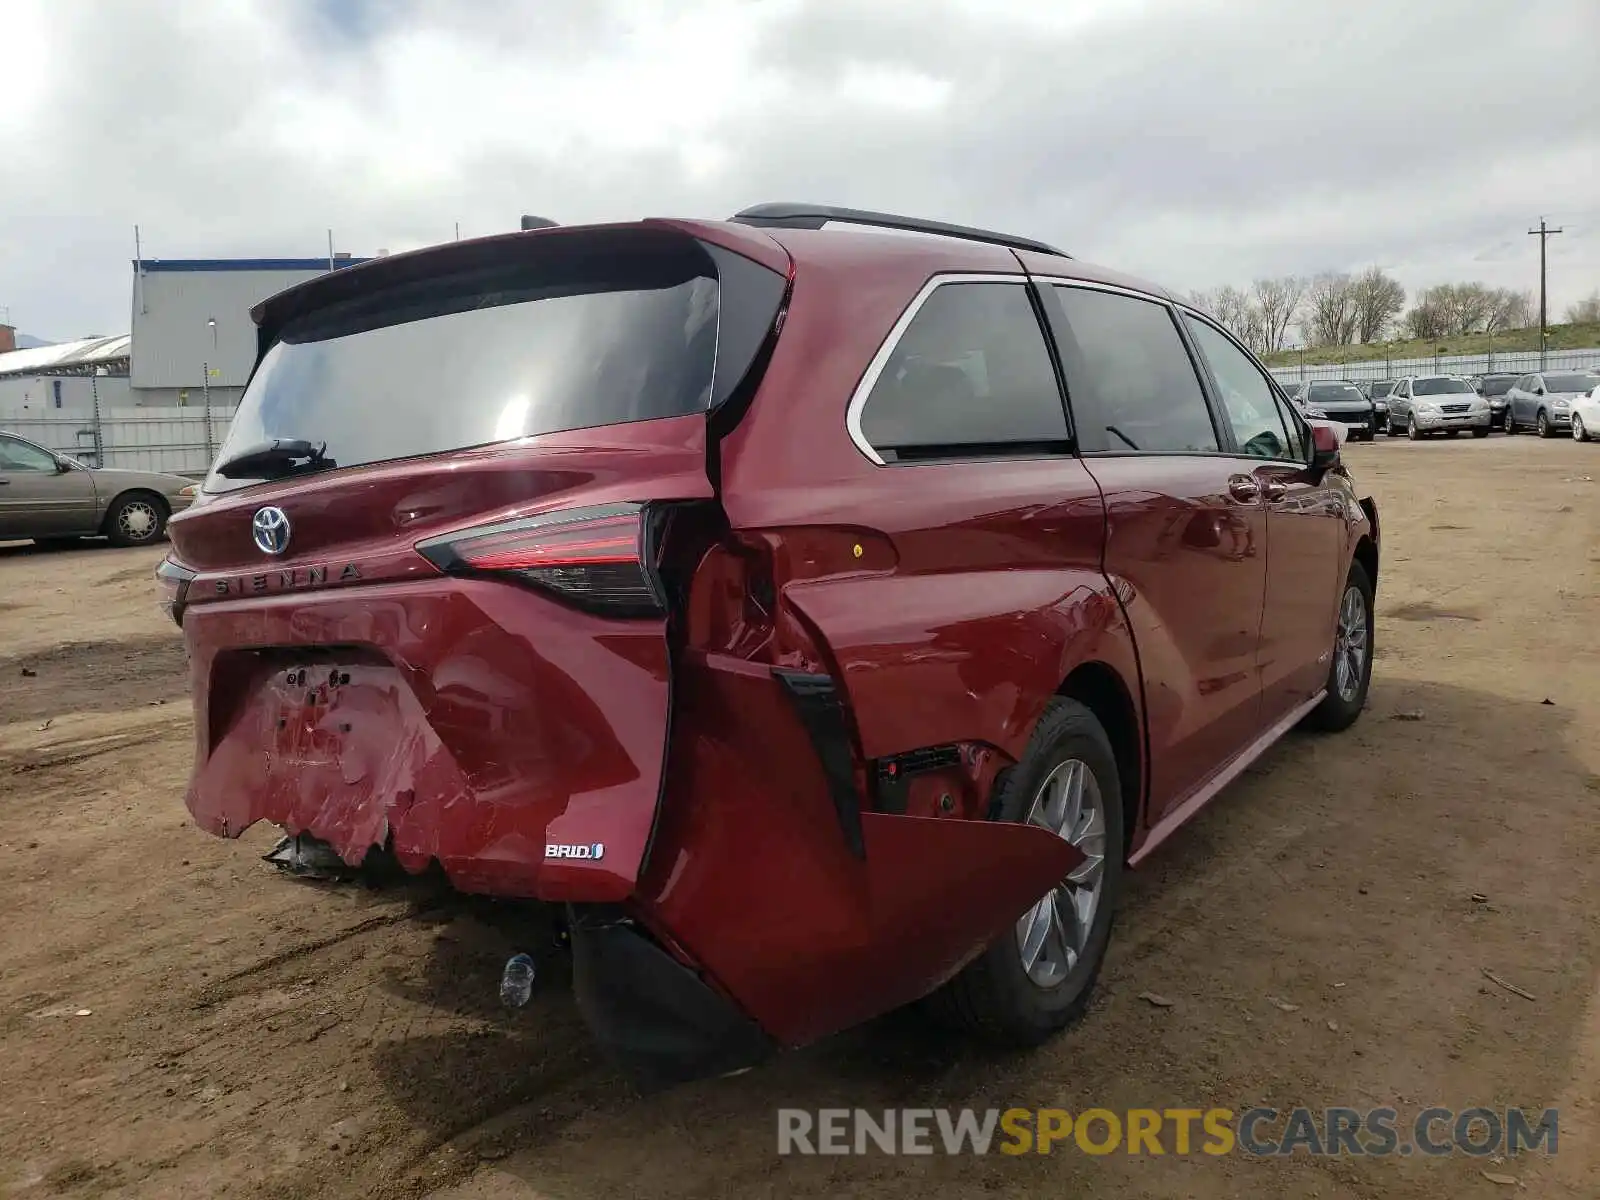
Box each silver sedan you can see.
[0,430,197,546]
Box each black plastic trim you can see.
[731,202,1070,259]
[569,910,774,1090]
[774,670,866,859]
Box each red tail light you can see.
[414,503,665,617]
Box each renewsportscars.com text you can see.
[777,1106,1559,1157]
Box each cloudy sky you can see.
[3,0,1597,342]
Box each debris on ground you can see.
[263,832,355,881]
[20,666,36,677]
[1137,991,1175,1008]
[1541,698,1555,706]
[37,718,52,731]
[1470,892,1489,904]
[1480,1170,1519,1186]
[1481,968,1536,1002]
[1391,710,1425,721]
[1266,996,1300,1013]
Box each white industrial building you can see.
[0,255,366,471]
[128,256,365,408]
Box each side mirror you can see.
[1309,422,1341,472]
[53,457,72,474]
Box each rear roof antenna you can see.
[520,215,560,230]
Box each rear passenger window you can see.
[857,282,1067,460]
[1183,314,1298,460]
[1046,286,1218,454]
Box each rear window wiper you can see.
[213,438,337,480]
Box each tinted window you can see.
[0,436,57,472]
[208,249,722,492]
[1480,376,1516,397]
[858,282,1067,457]
[1544,373,1600,393]
[1413,377,1473,396]
[1048,287,1216,453]
[1184,315,1297,459]
[1308,382,1367,404]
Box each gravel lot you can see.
[3,435,1598,1199]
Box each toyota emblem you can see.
[251,506,292,555]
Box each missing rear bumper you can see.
[569,910,774,1090]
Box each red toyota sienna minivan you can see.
[160,204,1378,1087]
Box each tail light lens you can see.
[155,557,197,626]
[414,503,665,617]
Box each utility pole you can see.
[1528,217,1563,368]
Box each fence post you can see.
[90,372,104,468]
[201,362,214,470]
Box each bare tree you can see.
[1252,275,1305,353]
[1302,272,1359,347]
[1189,285,1266,352]
[1565,291,1600,323]
[1485,288,1533,333]
[1347,268,1405,343]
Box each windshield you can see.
[1307,383,1366,404]
[1368,381,1394,396]
[207,256,720,492]
[1544,373,1600,394]
[1480,376,1516,396]
[1413,377,1473,396]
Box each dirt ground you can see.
[3,435,1599,1199]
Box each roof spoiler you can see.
[729,202,1070,258]
[520,215,560,230]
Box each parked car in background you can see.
[1568,382,1600,442]
[1504,371,1600,438]
[1384,376,1490,439]
[157,203,1380,1087]
[0,430,197,546]
[1476,373,1519,430]
[1279,380,1306,403]
[1303,380,1377,440]
[1365,380,1396,424]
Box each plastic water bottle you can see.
[499,953,536,1008]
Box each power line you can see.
[1528,216,1564,367]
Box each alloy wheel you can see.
[1575,415,1587,442]
[1015,759,1107,989]
[1334,584,1369,704]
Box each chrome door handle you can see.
[1226,476,1260,502]
[1261,479,1288,501]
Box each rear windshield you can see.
[1544,373,1600,393]
[1413,377,1472,396]
[1480,376,1516,396]
[207,252,720,492]
[1307,383,1366,403]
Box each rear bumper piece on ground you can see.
[570,910,775,1090]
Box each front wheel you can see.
[1537,411,1553,439]
[1407,416,1424,441]
[1303,560,1374,733]
[929,698,1123,1045]
[1575,415,1588,442]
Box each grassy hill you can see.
[1260,321,1600,368]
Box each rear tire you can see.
[1472,428,1489,438]
[928,698,1123,1045]
[1386,417,1400,437]
[104,492,168,547]
[1303,560,1374,733]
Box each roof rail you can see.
[729,203,1070,258]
